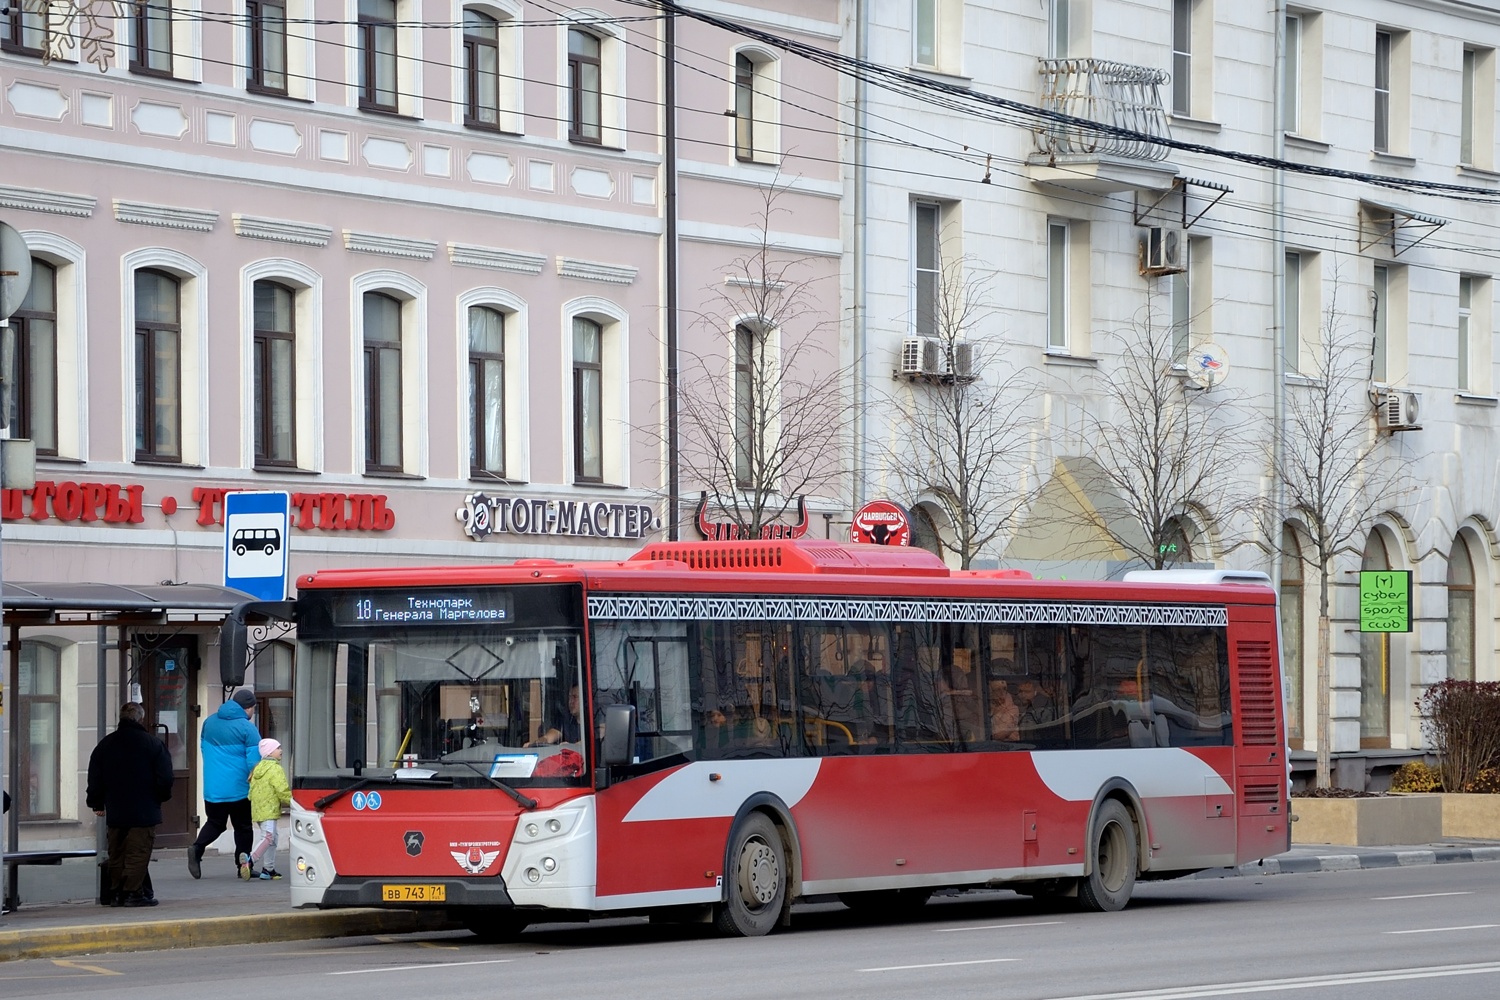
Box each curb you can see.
[0,907,455,963]
[1196,845,1500,879]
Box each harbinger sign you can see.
[1359,570,1412,632]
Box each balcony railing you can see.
[1033,59,1171,162]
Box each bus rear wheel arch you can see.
[1078,798,1139,912]
[714,811,789,937]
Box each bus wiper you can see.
[313,771,454,810]
[447,758,539,810]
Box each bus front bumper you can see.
[320,876,515,908]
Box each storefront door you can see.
[135,637,199,848]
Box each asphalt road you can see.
[3,862,1498,1000]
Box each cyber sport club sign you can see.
[850,499,912,546]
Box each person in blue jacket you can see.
[187,688,261,879]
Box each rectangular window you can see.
[1372,264,1389,382]
[734,324,759,487]
[1170,240,1191,359]
[1284,251,1301,373]
[1374,30,1391,152]
[913,203,941,336]
[134,269,181,463]
[573,317,603,482]
[130,0,173,76]
[915,0,936,67]
[363,291,403,472]
[1,0,49,56]
[1459,275,1473,391]
[1172,0,1191,116]
[569,29,602,144]
[1049,0,1069,59]
[2,257,58,455]
[1462,48,1476,165]
[469,305,506,477]
[358,0,398,112]
[17,642,61,820]
[464,8,501,128]
[247,0,287,94]
[253,280,296,467]
[1283,13,1300,133]
[1047,221,1069,350]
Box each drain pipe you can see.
[852,0,869,513]
[664,1,681,539]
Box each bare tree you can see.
[672,179,847,538]
[1278,278,1411,789]
[1065,300,1263,572]
[888,255,1036,569]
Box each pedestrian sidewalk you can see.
[3,841,1497,962]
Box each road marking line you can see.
[861,958,1020,972]
[1386,924,1499,935]
[933,921,1065,933]
[416,941,462,950]
[51,960,122,976]
[329,959,514,975]
[1373,891,1474,900]
[1036,961,1500,999]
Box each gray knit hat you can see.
[230,689,256,709]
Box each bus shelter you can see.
[2,581,254,910]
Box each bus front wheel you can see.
[714,813,786,937]
[462,908,529,942]
[1078,799,1137,912]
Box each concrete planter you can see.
[1436,793,1500,839]
[1291,794,1443,846]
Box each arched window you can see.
[1448,533,1476,681]
[1359,529,1392,745]
[1281,526,1304,745]
[464,9,501,127]
[469,305,505,476]
[135,268,182,463]
[1160,517,1193,565]
[253,280,297,467]
[568,28,602,143]
[363,291,403,472]
[733,49,779,163]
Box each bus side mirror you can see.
[219,600,297,686]
[601,704,637,766]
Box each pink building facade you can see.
[0,0,842,860]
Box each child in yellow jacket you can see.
[246,738,291,880]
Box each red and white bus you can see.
[234,538,1288,937]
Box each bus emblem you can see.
[404,831,424,856]
[451,846,501,875]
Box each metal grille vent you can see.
[1237,639,1279,745]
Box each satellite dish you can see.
[1184,341,1231,390]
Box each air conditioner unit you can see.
[899,336,943,377]
[1141,225,1187,275]
[951,340,979,382]
[1375,388,1421,432]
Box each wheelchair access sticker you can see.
[351,791,383,811]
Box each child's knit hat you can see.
[259,738,281,758]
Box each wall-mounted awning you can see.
[1359,199,1448,255]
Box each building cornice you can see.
[0,183,96,218]
[556,256,639,285]
[343,230,439,260]
[114,200,219,231]
[233,214,333,247]
[448,242,547,274]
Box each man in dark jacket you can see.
[86,703,173,907]
[187,688,261,879]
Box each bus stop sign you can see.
[1359,570,1412,632]
[224,491,291,601]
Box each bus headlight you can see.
[541,857,557,873]
[525,867,541,883]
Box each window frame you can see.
[253,279,298,469]
[1171,0,1192,117]
[246,0,289,96]
[463,7,502,130]
[1283,12,1301,134]
[134,268,183,465]
[1374,29,1391,153]
[734,323,761,488]
[1,0,49,58]
[16,640,62,821]
[734,52,756,161]
[568,27,603,145]
[363,290,404,473]
[1459,275,1473,392]
[572,315,604,482]
[357,0,399,113]
[5,257,59,456]
[468,304,507,478]
[914,0,937,68]
[913,202,942,337]
[1447,533,1476,683]
[1372,263,1389,382]
[1280,526,1305,746]
[1047,220,1070,351]
[129,0,174,78]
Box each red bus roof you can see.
[295,539,1275,606]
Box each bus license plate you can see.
[382,884,446,902]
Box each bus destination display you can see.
[335,589,513,626]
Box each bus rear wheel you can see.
[1078,799,1137,912]
[714,813,786,937]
